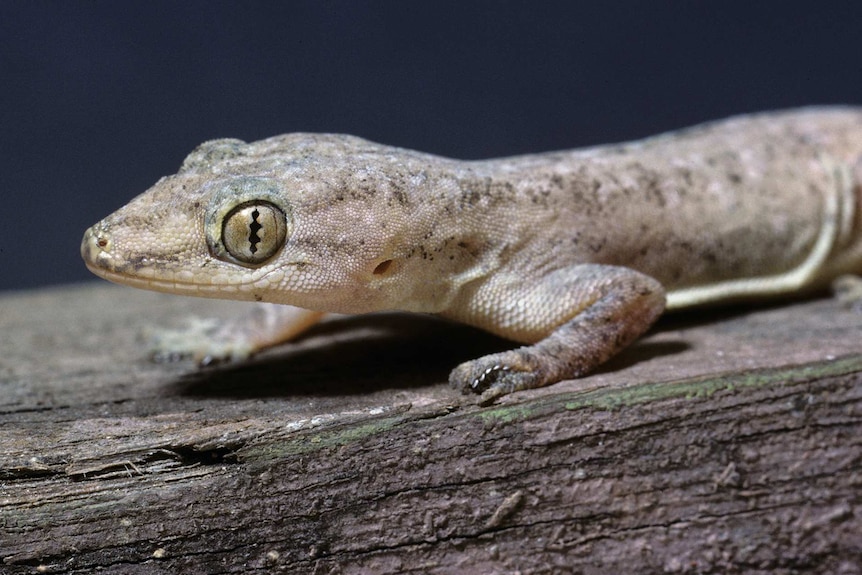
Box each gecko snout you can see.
[81,225,114,270]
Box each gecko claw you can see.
[199,355,221,367]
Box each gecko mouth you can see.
[83,261,239,296]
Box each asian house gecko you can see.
[82,107,862,402]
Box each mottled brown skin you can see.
[82,107,862,402]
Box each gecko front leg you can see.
[149,303,324,365]
[447,265,666,403]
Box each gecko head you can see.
[82,135,450,312]
[81,169,295,302]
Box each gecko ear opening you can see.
[373,259,393,275]
[222,201,287,265]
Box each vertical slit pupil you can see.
[248,208,262,254]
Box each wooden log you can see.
[1,284,860,574]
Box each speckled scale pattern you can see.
[82,107,862,400]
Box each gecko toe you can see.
[471,364,512,393]
[150,349,192,364]
[450,352,541,402]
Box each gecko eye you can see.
[222,201,287,265]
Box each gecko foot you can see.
[449,350,541,405]
[832,274,862,312]
[147,317,255,366]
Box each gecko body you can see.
[82,108,862,401]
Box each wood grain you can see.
[1,284,860,574]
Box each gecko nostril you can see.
[90,228,111,251]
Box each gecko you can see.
[82,107,862,403]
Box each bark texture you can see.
[1,284,861,574]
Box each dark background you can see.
[2,1,861,292]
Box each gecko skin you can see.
[82,107,862,402]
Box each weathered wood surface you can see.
[1,283,861,574]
